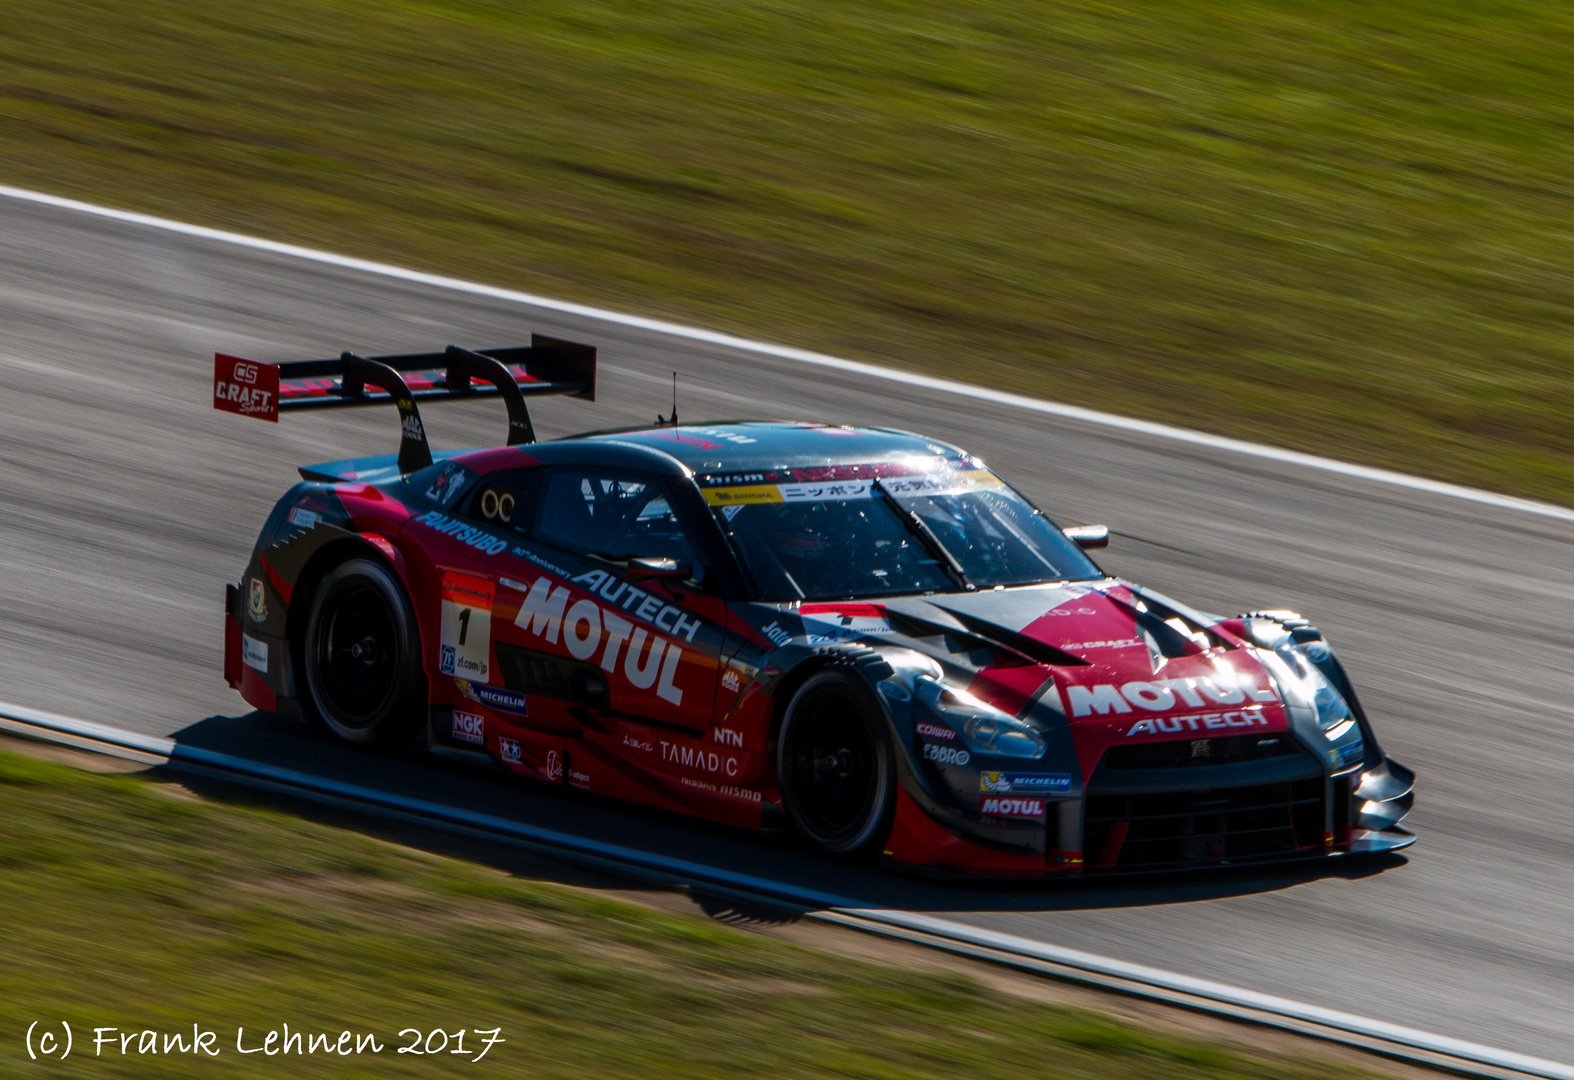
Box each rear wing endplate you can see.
[213,336,595,473]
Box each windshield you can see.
[704,467,1102,600]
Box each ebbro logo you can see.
[247,578,267,622]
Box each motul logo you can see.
[981,797,1045,818]
[1066,677,1277,716]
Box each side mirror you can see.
[626,556,693,582]
[1063,525,1109,550]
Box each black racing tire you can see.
[302,557,424,746]
[777,669,896,857]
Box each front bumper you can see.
[882,752,1415,878]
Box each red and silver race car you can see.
[216,337,1415,876]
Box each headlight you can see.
[1259,645,1363,766]
[915,677,1047,759]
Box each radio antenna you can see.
[656,371,679,426]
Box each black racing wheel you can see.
[777,669,895,856]
[302,557,424,745]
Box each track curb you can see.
[1,702,1569,1080]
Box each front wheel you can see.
[777,669,895,856]
[302,557,424,745]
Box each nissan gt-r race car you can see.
[214,337,1415,877]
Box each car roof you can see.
[568,421,973,473]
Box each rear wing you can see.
[214,335,595,474]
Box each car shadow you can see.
[166,711,1407,918]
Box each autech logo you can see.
[1066,677,1277,717]
[1126,707,1269,736]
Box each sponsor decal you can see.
[1335,739,1365,767]
[721,668,742,693]
[879,681,912,703]
[452,710,485,745]
[700,469,1002,506]
[623,734,653,752]
[922,743,970,766]
[544,749,562,779]
[456,679,529,717]
[514,576,690,707]
[439,573,493,680]
[980,772,1072,794]
[687,427,758,445]
[1125,706,1269,735]
[660,740,739,777]
[241,634,268,674]
[1062,638,1141,650]
[212,354,279,420]
[711,726,743,748]
[1066,677,1277,717]
[569,570,703,642]
[499,738,521,764]
[569,768,590,786]
[287,506,321,530]
[416,511,509,556]
[801,602,892,644]
[916,722,956,741]
[401,413,425,442]
[760,621,792,648]
[247,578,267,622]
[981,796,1046,819]
[680,776,764,801]
[423,461,469,506]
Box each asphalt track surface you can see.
[1,193,1571,1064]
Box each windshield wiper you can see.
[872,478,974,592]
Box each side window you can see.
[535,469,695,566]
[461,468,543,534]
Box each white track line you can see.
[2,182,1572,526]
[3,701,1571,1080]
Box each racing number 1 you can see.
[440,573,494,680]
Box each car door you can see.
[490,464,722,732]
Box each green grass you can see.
[1,0,1573,500]
[0,746,1383,1078]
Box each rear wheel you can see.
[302,557,423,745]
[777,670,895,856]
